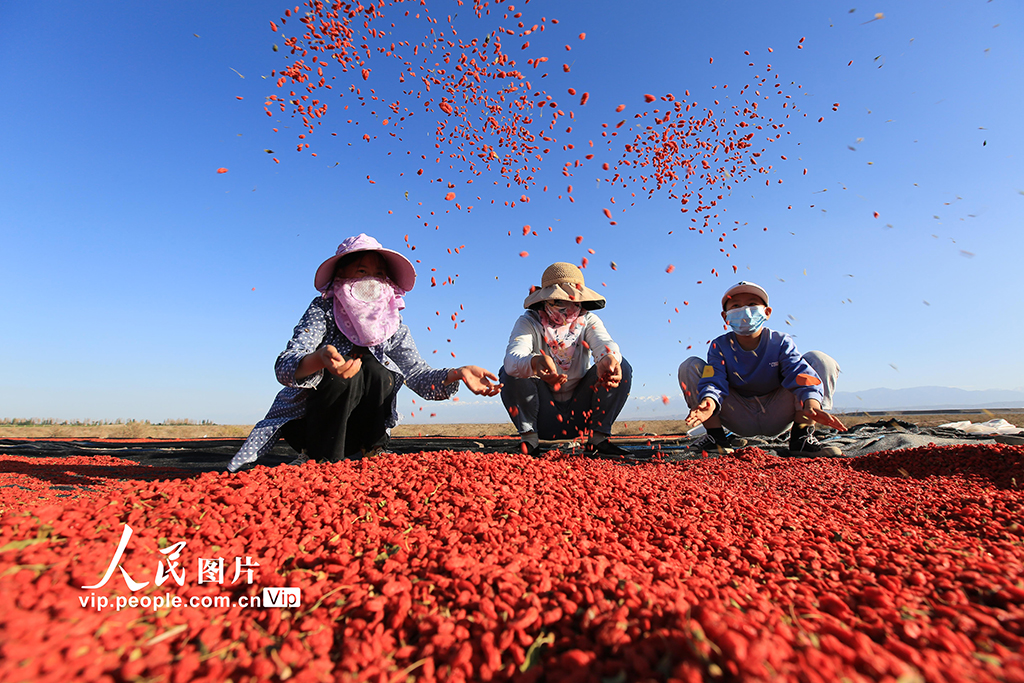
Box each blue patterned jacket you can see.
[228,297,457,471]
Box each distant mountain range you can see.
[832,387,1024,412]
[620,387,1024,422]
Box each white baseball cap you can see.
[721,281,769,309]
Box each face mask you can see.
[539,301,583,372]
[725,305,767,336]
[329,276,405,346]
[543,301,581,327]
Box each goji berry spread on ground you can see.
[1,444,1022,682]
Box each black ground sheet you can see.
[0,420,1010,476]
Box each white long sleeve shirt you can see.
[503,309,622,402]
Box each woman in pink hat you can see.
[228,234,501,472]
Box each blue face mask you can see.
[725,306,768,335]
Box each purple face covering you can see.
[327,276,405,347]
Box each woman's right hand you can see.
[319,345,362,378]
[531,354,568,390]
[297,345,362,381]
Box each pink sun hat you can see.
[314,234,417,293]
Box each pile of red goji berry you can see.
[1,443,1022,682]
[0,454,178,509]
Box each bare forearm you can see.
[295,353,326,382]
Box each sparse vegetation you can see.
[0,417,214,427]
[0,419,247,440]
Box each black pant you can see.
[280,349,395,462]
[498,358,633,440]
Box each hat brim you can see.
[315,247,417,293]
[722,284,769,309]
[524,282,606,310]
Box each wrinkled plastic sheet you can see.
[627,419,1011,461]
[715,419,1006,459]
[937,418,1023,436]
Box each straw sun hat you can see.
[523,262,606,310]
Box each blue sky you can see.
[1,1,1021,425]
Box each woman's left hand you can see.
[448,366,503,396]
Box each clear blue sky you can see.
[1,1,1021,425]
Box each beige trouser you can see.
[677,351,840,438]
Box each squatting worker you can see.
[500,262,633,457]
[678,281,846,457]
[228,234,501,472]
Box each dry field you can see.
[0,411,1020,440]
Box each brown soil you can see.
[0,424,254,440]
[1,411,1019,440]
[832,410,1023,430]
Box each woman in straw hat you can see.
[228,234,501,472]
[500,262,633,457]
